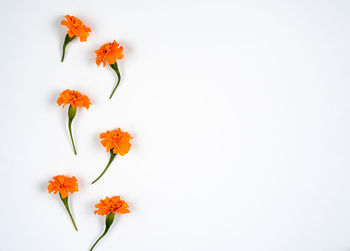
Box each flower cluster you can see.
[49,14,133,250]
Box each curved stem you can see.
[61,44,67,62]
[68,119,77,155]
[92,151,117,184]
[60,194,78,231]
[68,105,77,155]
[90,212,115,251]
[90,227,109,251]
[61,34,75,62]
[109,62,121,99]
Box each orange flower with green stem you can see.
[57,89,91,155]
[48,175,79,231]
[91,128,132,184]
[90,196,130,250]
[61,15,91,62]
[95,41,124,99]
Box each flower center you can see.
[103,44,113,54]
[70,93,79,101]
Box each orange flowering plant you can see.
[48,175,79,231]
[95,40,124,99]
[92,128,133,184]
[90,196,130,250]
[61,15,91,62]
[57,89,91,155]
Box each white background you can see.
[0,0,350,250]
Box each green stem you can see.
[68,105,77,155]
[61,34,75,62]
[90,228,109,251]
[90,212,115,251]
[68,120,77,155]
[92,150,117,184]
[60,193,78,231]
[109,62,121,99]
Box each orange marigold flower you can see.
[57,89,91,155]
[91,196,130,250]
[94,196,130,216]
[48,175,78,199]
[61,15,91,42]
[95,40,124,67]
[92,128,132,184]
[100,128,132,155]
[57,89,91,109]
